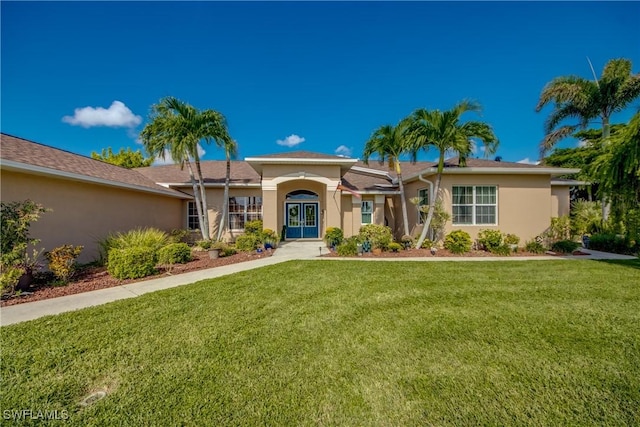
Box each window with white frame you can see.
[229,196,262,230]
[187,201,200,230]
[361,200,373,224]
[417,188,429,224]
[452,185,497,225]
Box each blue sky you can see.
[2,1,639,165]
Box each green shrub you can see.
[336,237,359,256]
[195,239,212,250]
[244,220,263,235]
[477,229,503,252]
[211,241,237,257]
[444,230,472,254]
[551,240,580,254]
[324,227,344,248]
[262,228,278,243]
[99,227,169,264]
[168,228,190,244]
[44,245,83,283]
[546,216,572,242]
[420,238,435,249]
[358,224,393,250]
[588,233,636,255]
[401,234,414,249]
[107,247,158,280]
[388,242,402,252]
[1,200,48,294]
[571,200,602,236]
[525,240,547,254]
[235,234,261,252]
[158,243,192,265]
[504,233,520,246]
[492,244,512,256]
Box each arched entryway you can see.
[285,190,319,239]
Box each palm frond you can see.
[539,125,578,156]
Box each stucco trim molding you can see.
[262,172,340,191]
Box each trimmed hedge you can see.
[158,243,192,265]
[444,230,472,254]
[108,247,158,280]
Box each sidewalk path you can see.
[1,242,635,326]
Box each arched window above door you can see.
[286,190,318,200]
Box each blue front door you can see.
[286,202,318,239]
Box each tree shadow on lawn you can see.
[594,258,640,271]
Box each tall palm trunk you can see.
[194,159,210,239]
[216,150,231,241]
[184,160,207,240]
[601,113,611,221]
[415,153,444,249]
[395,161,410,236]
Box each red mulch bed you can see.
[322,248,545,259]
[1,251,274,307]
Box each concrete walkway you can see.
[1,242,635,326]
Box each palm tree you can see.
[216,137,238,241]
[363,120,412,236]
[406,100,499,249]
[536,58,640,155]
[140,97,230,240]
[591,112,640,224]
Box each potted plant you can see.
[209,241,230,259]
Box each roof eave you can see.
[159,182,262,188]
[403,167,581,182]
[245,157,358,175]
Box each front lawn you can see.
[2,260,639,425]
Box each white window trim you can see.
[229,196,263,231]
[452,185,498,226]
[187,201,200,231]
[417,187,429,225]
[361,200,373,225]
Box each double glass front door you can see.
[285,202,319,239]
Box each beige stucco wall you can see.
[551,186,571,218]
[402,174,556,243]
[259,164,343,240]
[261,164,342,181]
[1,170,184,263]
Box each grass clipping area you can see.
[2,259,639,425]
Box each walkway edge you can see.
[1,243,635,326]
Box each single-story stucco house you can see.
[1,133,579,262]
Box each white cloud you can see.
[152,145,206,166]
[62,101,142,128]
[470,141,486,156]
[334,145,352,157]
[577,139,588,148]
[276,134,305,147]
[516,158,540,165]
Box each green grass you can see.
[2,260,639,426]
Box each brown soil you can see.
[2,247,547,307]
[1,250,275,307]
